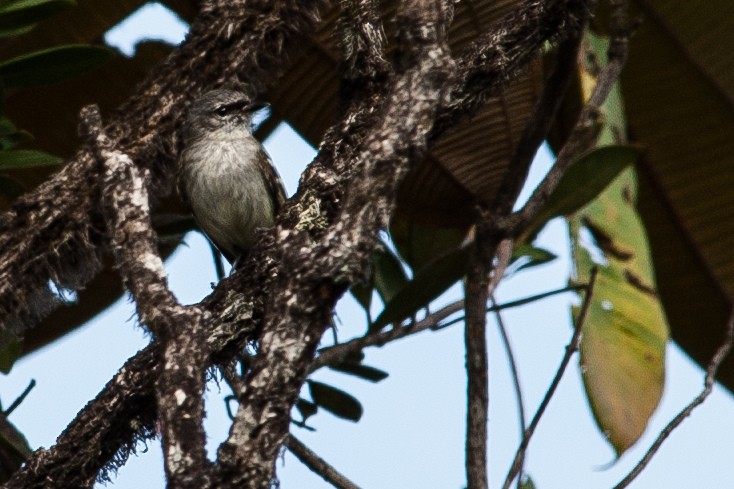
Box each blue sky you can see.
[4,3,734,488]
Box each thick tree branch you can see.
[214,2,455,487]
[0,1,597,486]
[0,0,328,335]
[83,105,212,488]
[464,235,511,489]
[431,0,595,141]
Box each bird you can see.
[177,89,286,266]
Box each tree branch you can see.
[0,1,599,486]
[285,434,361,489]
[463,234,510,489]
[431,0,595,141]
[0,0,329,334]
[312,300,465,371]
[492,296,527,489]
[507,2,631,235]
[214,2,455,486]
[83,105,212,488]
[613,309,734,489]
[491,30,583,215]
[502,268,598,489]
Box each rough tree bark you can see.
[0,0,594,487]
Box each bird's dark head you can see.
[185,89,266,138]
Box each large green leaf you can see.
[0,44,114,87]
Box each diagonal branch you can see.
[83,105,211,488]
[431,0,596,141]
[0,0,329,335]
[613,309,734,489]
[285,434,361,489]
[491,30,584,216]
[1,1,598,486]
[507,3,631,235]
[502,268,598,489]
[214,2,456,487]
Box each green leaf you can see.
[519,475,537,489]
[0,415,32,481]
[0,0,74,37]
[523,145,639,242]
[0,329,21,374]
[371,245,470,332]
[372,245,408,304]
[0,118,17,136]
[0,149,60,169]
[510,243,557,273]
[294,398,318,423]
[329,363,388,382]
[0,130,32,150]
[0,176,24,199]
[350,243,408,322]
[389,217,466,272]
[350,281,373,319]
[307,381,362,422]
[0,44,114,88]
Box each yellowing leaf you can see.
[570,167,669,455]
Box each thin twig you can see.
[313,282,587,373]
[613,309,734,489]
[435,284,587,331]
[502,268,598,489]
[312,300,465,371]
[4,379,36,416]
[285,434,361,489]
[491,29,583,215]
[507,14,631,236]
[491,296,526,489]
[208,239,226,282]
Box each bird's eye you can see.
[216,106,229,117]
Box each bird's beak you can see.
[245,101,268,113]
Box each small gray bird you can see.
[178,89,286,265]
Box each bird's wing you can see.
[258,148,288,214]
